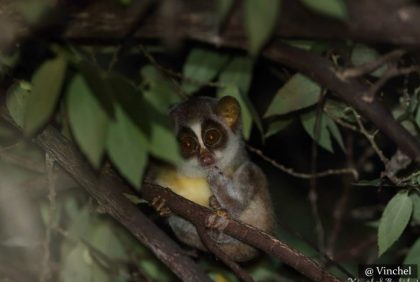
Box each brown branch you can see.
[55,1,420,47]
[3,0,420,161]
[309,94,327,256]
[0,104,342,281]
[263,42,420,162]
[326,134,355,259]
[338,49,406,79]
[352,110,389,165]
[35,128,212,282]
[362,65,420,102]
[141,184,342,282]
[0,105,212,282]
[247,145,358,179]
[195,225,254,282]
[0,149,45,173]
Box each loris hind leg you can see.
[168,215,206,251]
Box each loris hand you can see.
[206,166,233,193]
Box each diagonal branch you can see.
[141,183,342,282]
[195,225,254,282]
[0,104,212,282]
[0,103,341,281]
[2,0,420,161]
[262,42,420,161]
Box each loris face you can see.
[170,96,244,177]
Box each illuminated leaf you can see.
[182,49,229,94]
[24,56,67,134]
[265,74,321,117]
[378,191,413,256]
[106,107,148,188]
[301,0,347,20]
[67,75,109,168]
[301,110,333,152]
[244,0,281,55]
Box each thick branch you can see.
[3,1,420,47]
[142,184,341,282]
[35,128,212,282]
[0,106,211,282]
[263,42,420,161]
[0,103,341,281]
[2,0,420,159]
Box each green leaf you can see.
[404,238,420,268]
[18,0,54,24]
[61,243,92,282]
[67,75,109,168]
[378,191,413,256]
[106,107,148,188]
[24,56,67,134]
[6,81,31,127]
[218,85,254,139]
[326,115,345,151]
[415,102,420,128]
[91,223,127,259]
[141,65,181,113]
[324,99,355,123]
[182,49,229,94]
[148,121,181,165]
[265,118,293,138]
[218,57,254,94]
[216,0,235,25]
[244,0,281,55]
[351,44,386,77]
[301,110,333,152]
[106,72,151,134]
[301,0,347,20]
[411,192,420,225]
[0,50,20,68]
[79,61,115,117]
[265,74,321,117]
[218,57,263,137]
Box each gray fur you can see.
[164,96,275,261]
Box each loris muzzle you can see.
[151,96,275,262]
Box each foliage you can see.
[2,0,420,281]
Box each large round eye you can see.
[180,135,198,156]
[204,128,222,147]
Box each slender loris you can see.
[150,96,275,262]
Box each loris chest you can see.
[155,168,212,207]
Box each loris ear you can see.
[215,96,240,129]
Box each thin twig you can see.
[196,226,254,282]
[138,45,188,100]
[352,110,389,165]
[247,144,358,179]
[363,65,420,102]
[0,141,22,153]
[338,49,406,79]
[309,93,326,257]
[326,134,355,259]
[0,149,45,173]
[324,112,358,132]
[39,153,56,282]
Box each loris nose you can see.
[199,149,215,167]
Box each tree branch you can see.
[0,102,342,281]
[263,42,420,161]
[141,183,341,282]
[0,105,212,282]
[3,0,420,160]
